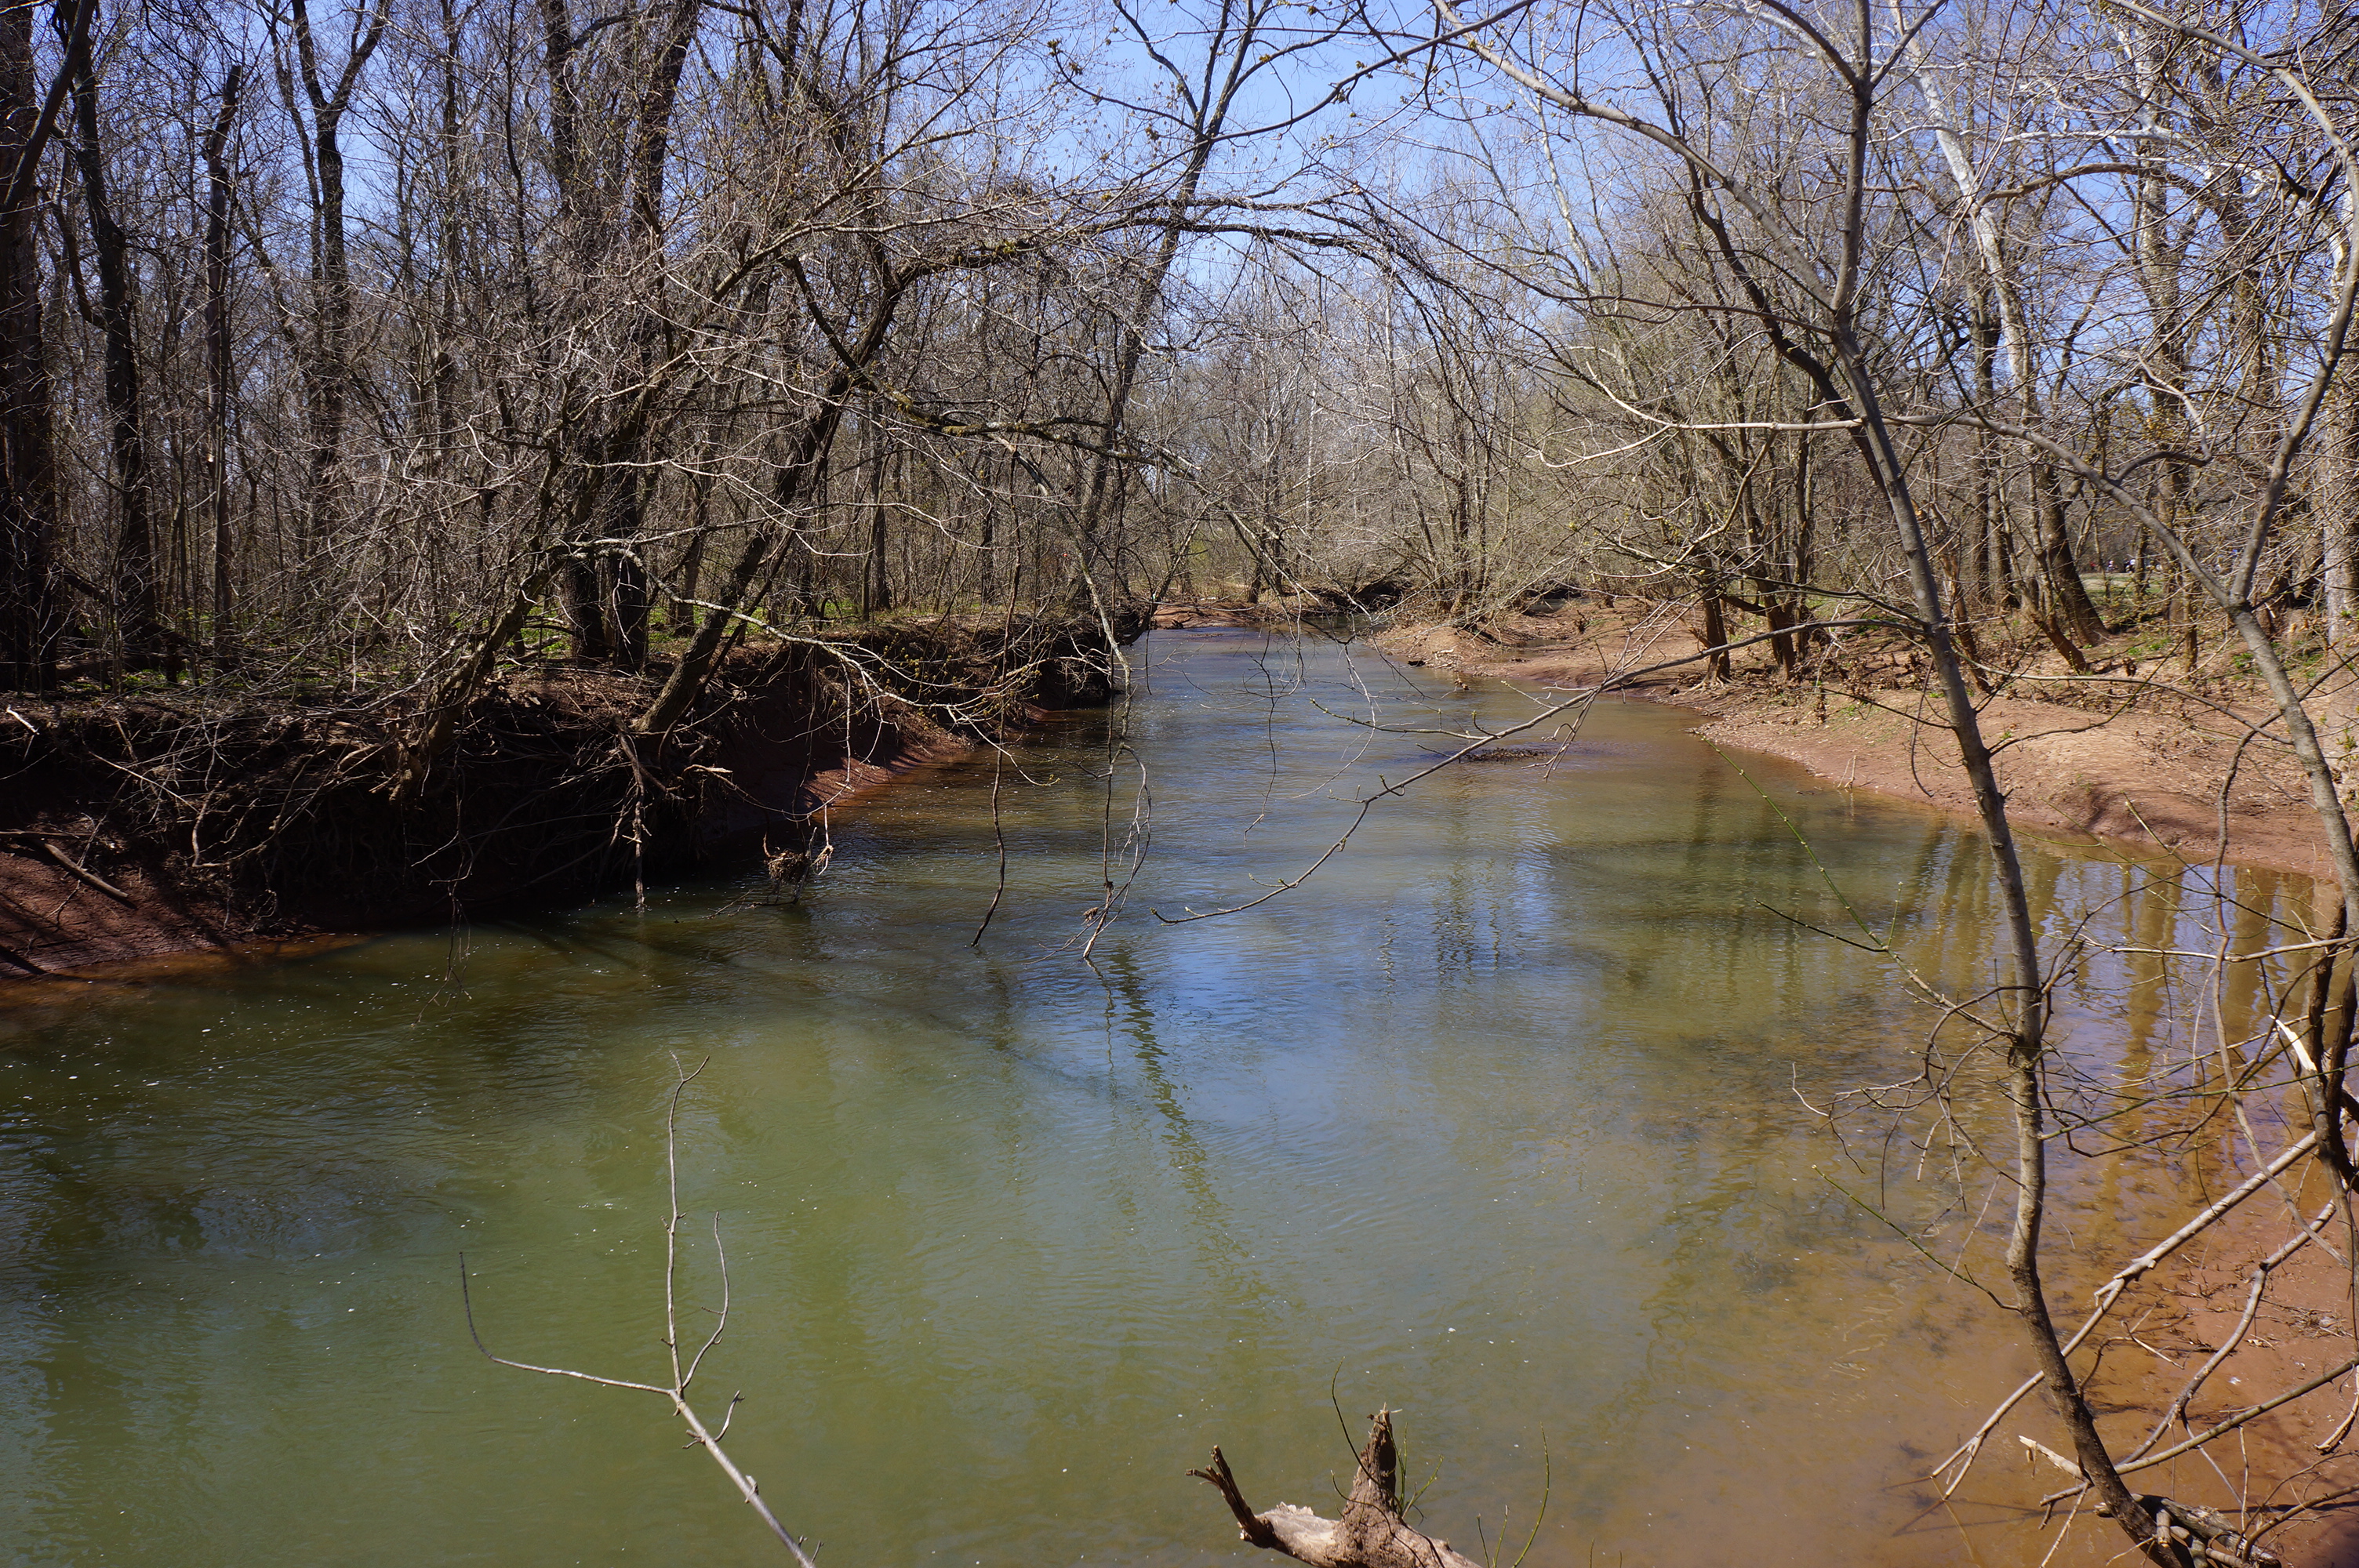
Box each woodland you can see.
[4,0,2359,1563]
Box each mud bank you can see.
[1378,612,2335,884]
[0,614,1136,982]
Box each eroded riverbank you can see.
[0,615,1128,980]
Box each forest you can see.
[1,0,2335,691]
[4,0,2359,1563]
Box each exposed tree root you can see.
[0,612,1141,976]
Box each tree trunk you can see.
[561,543,613,662]
[304,109,351,545]
[2033,465,2107,643]
[0,0,64,692]
[202,65,240,666]
[66,19,159,670]
[2325,371,2358,649]
[1700,580,1731,680]
[606,477,652,670]
[858,416,891,618]
[668,476,708,633]
[288,0,388,548]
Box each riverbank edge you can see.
[0,726,975,998]
[1375,610,2359,1561]
[1374,614,2337,887]
[0,615,1129,987]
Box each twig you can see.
[460,1059,819,1566]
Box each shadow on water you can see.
[0,627,2335,1566]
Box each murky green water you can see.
[0,631,2321,1566]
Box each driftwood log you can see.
[1190,1410,1485,1568]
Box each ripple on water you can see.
[0,631,2317,1568]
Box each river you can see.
[0,629,2321,1566]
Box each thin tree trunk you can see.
[288,0,388,549]
[635,372,863,735]
[1840,357,2168,1555]
[2325,372,2358,648]
[1066,9,1276,591]
[561,542,613,662]
[1699,582,1731,680]
[2034,466,2106,641]
[203,64,240,665]
[609,482,652,670]
[862,424,892,618]
[0,0,74,692]
[604,0,700,668]
[1900,26,2098,649]
[668,474,708,633]
[65,13,160,670]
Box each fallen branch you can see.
[0,829,132,902]
[1937,1127,2324,1492]
[1190,1409,1485,1568]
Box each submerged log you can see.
[1189,1409,1485,1568]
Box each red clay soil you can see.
[0,852,255,979]
[1378,605,2339,882]
[2117,1199,2359,1566]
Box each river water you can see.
[0,630,2322,1566]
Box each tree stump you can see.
[1189,1409,1486,1568]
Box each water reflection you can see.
[0,629,2329,1566]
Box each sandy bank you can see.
[1378,610,2335,884]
